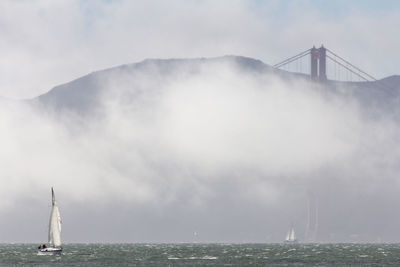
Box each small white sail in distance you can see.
[285,225,296,242]
[289,227,296,241]
[48,187,62,248]
[285,230,291,241]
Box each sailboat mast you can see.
[51,187,55,206]
[313,197,319,241]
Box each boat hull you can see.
[37,247,62,255]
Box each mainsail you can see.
[285,230,291,241]
[48,188,62,247]
[289,227,296,241]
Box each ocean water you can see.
[0,243,399,266]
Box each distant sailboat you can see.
[284,224,298,243]
[38,187,62,255]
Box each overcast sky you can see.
[0,0,399,99]
[1,0,400,244]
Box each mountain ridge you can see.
[20,55,400,117]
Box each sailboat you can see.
[284,224,298,243]
[38,187,62,255]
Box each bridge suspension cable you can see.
[326,54,371,82]
[273,49,311,69]
[326,48,377,82]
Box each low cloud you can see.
[1,60,399,242]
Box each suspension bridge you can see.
[273,45,378,83]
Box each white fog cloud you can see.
[2,60,399,242]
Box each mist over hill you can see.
[2,55,400,243]
[34,56,400,119]
[35,56,275,115]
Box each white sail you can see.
[285,230,291,241]
[289,227,296,241]
[48,188,62,247]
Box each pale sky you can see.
[0,0,399,98]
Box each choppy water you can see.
[0,243,399,266]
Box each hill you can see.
[32,56,400,119]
